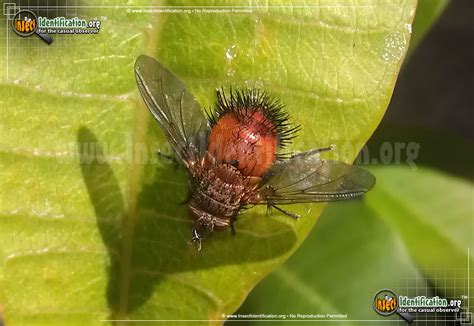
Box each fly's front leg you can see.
[156,150,180,168]
[189,228,202,251]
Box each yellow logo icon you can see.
[12,10,38,37]
[373,289,398,316]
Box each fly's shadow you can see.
[77,127,123,315]
[77,127,297,318]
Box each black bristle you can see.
[208,87,300,153]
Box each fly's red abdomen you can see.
[207,109,277,177]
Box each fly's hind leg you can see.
[230,215,238,236]
[291,145,335,159]
[270,205,300,220]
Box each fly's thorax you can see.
[203,152,260,195]
[186,151,262,233]
[190,152,246,219]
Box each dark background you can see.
[367,0,473,179]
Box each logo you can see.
[373,289,414,323]
[11,9,52,44]
[12,10,37,36]
[372,289,470,324]
[5,5,101,45]
[373,289,398,316]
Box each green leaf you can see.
[239,166,473,320]
[238,199,430,322]
[0,1,416,324]
[366,166,474,304]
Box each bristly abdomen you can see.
[206,88,300,177]
[208,88,300,150]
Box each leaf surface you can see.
[0,1,415,323]
[240,166,474,320]
[239,199,430,322]
[366,166,474,305]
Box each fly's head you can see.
[188,202,230,251]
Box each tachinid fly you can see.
[134,55,376,250]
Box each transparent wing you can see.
[249,151,376,205]
[134,55,209,162]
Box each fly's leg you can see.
[189,228,202,251]
[229,216,237,236]
[189,216,216,251]
[265,205,273,216]
[157,150,179,166]
[270,205,300,220]
[291,145,335,159]
[157,150,174,162]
